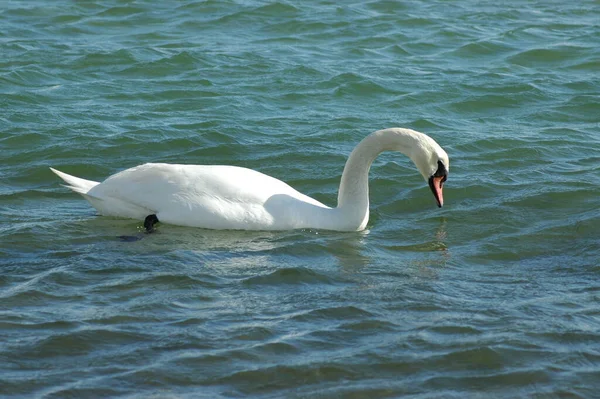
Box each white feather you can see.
[50,128,449,231]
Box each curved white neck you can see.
[330,128,428,231]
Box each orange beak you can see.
[428,175,445,208]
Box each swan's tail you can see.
[50,167,100,195]
[50,167,152,219]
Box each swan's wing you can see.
[92,163,298,204]
[88,163,326,229]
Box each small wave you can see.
[2,68,62,88]
[251,2,300,16]
[423,324,483,336]
[502,187,598,209]
[385,43,411,56]
[243,267,335,286]
[173,349,261,369]
[95,273,221,292]
[508,46,590,67]
[322,72,400,97]
[250,341,300,356]
[449,40,515,59]
[71,49,138,71]
[210,2,300,26]
[19,328,150,358]
[291,306,375,322]
[115,51,203,78]
[218,363,360,394]
[95,6,146,18]
[0,320,78,331]
[1,289,84,307]
[340,319,397,333]
[383,241,448,252]
[567,59,600,71]
[449,94,526,114]
[430,346,506,371]
[423,369,552,392]
[230,326,274,341]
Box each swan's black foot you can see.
[117,215,160,241]
[144,214,159,233]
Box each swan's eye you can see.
[432,160,448,188]
[433,160,447,178]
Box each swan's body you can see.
[51,128,449,232]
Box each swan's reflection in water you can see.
[150,226,373,271]
[378,218,448,252]
[109,216,448,277]
[362,216,451,281]
[410,217,451,277]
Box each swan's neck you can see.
[334,129,424,230]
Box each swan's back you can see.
[88,163,329,230]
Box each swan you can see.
[50,128,449,232]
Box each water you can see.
[2,0,599,397]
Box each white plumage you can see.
[51,128,449,231]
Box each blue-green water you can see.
[2,1,600,397]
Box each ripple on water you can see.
[217,363,362,396]
[16,328,152,359]
[508,46,594,68]
[291,306,375,323]
[242,267,337,286]
[1,289,84,308]
[2,0,600,397]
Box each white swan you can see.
[50,128,449,232]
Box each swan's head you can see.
[426,159,448,207]
[398,130,449,208]
[414,140,449,208]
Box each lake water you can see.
[2,1,599,397]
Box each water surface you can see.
[1,1,600,397]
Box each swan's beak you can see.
[428,175,445,208]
